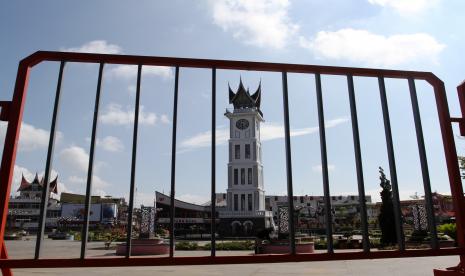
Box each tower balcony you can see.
[218,210,272,218]
[225,107,263,117]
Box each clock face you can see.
[236,119,249,130]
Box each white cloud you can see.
[312,164,336,173]
[59,146,89,172]
[61,40,122,54]
[179,117,349,152]
[127,85,136,95]
[300,28,445,67]
[180,129,229,150]
[85,136,124,152]
[99,103,157,126]
[160,114,170,125]
[368,0,439,15]
[109,65,173,80]
[135,191,155,207]
[211,0,299,49]
[67,175,109,197]
[0,122,63,152]
[68,175,86,184]
[67,175,109,190]
[98,136,124,152]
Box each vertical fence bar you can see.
[80,62,104,259]
[315,73,334,253]
[378,76,405,250]
[0,62,30,276]
[432,79,465,264]
[126,64,142,257]
[210,67,217,257]
[408,77,438,249]
[35,61,66,259]
[169,66,180,258]
[346,75,370,253]
[281,72,296,254]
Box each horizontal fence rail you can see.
[0,51,465,274]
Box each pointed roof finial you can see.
[229,78,262,111]
[228,81,236,103]
[33,173,40,183]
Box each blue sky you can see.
[1,0,465,207]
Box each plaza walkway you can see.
[5,238,458,275]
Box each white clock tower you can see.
[220,79,272,236]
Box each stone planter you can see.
[258,240,315,254]
[116,238,169,256]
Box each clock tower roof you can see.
[228,78,261,111]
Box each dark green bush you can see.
[409,230,429,242]
[203,241,254,251]
[314,240,327,250]
[437,223,456,241]
[176,241,199,250]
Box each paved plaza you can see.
[4,238,460,275]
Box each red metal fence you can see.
[0,51,465,275]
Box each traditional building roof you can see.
[229,78,261,110]
[17,173,58,194]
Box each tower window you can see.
[234,169,238,185]
[234,194,238,211]
[241,194,245,211]
[248,168,252,184]
[248,194,252,211]
[235,145,240,159]
[245,144,250,159]
[241,168,245,184]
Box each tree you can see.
[378,167,397,245]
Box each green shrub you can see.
[370,238,381,248]
[203,241,254,251]
[72,231,81,241]
[176,241,199,250]
[437,223,456,241]
[409,230,429,242]
[314,240,326,250]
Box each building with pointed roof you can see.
[17,173,58,195]
[220,79,274,236]
[7,173,61,231]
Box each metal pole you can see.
[281,72,296,254]
[211,67,217,257]
[126,64,142,257]
[35,61,66,259]
[346,75,369,253]
[378,76,405,250]
[408,77,438,249]
[80,62,104,259]
[169,66,180,257]
[315,73,334,253]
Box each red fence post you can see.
[430,78,465,275]
[0,59,32,276]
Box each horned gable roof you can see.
[228,78,261,110]
[17,173,58,194]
